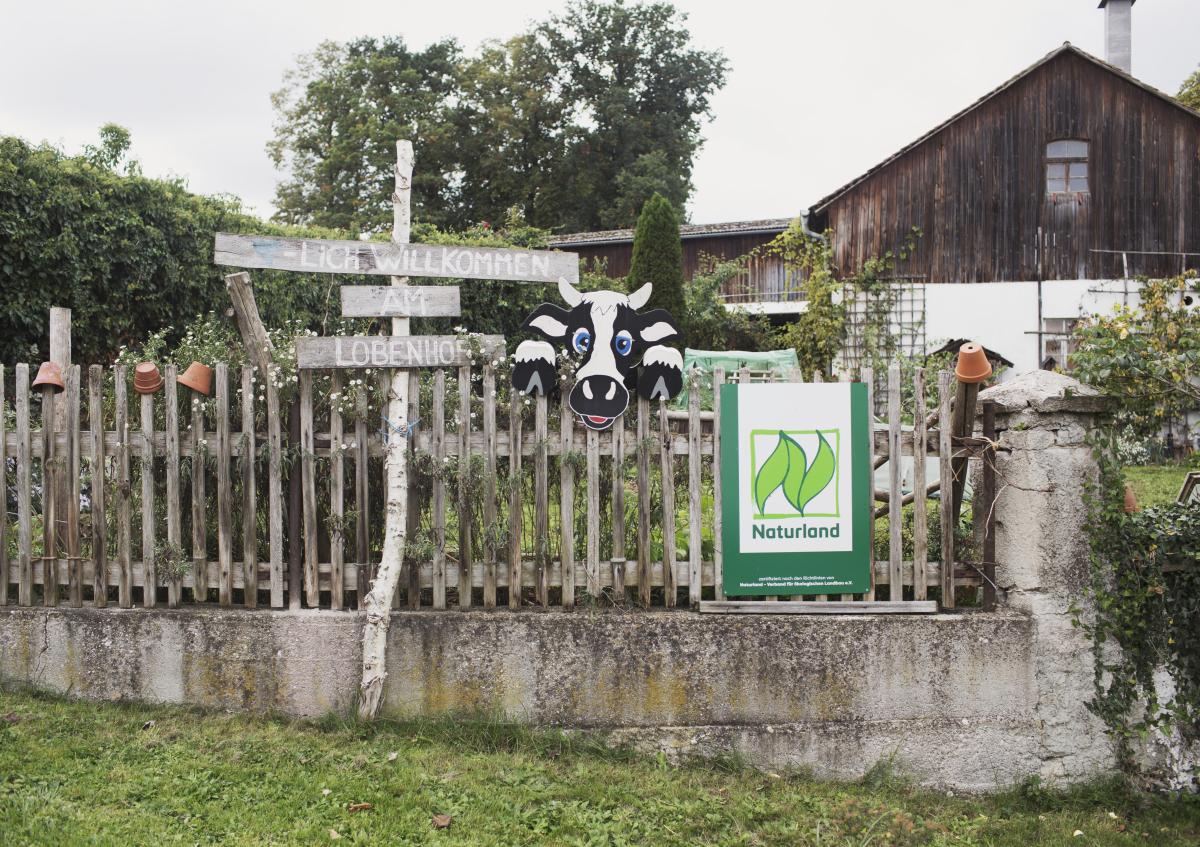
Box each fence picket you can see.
[482,364,498,608]
[912,367,928,602]
[862,367,875,602]
[353,386,368,605]
[687,374,702,608]
[0,367,5,606]
[42,385,58,607]
[585,427,600,598]
[164,365,181,608]
[888,364,903,601]
[405,371,420,609]
[115,366,131,608]
[190,385,207,603]
[559,391,575,608]
[659,398,676,608]
[16,365,32,606]
[139,392,156,607]
[65,366,82,607]
[610,411,625,604]
[216,364,233,606]
[432,370,447,610]
[458,365,473,608]
[508,392,523,608]
[88,366,107,607]
[534,393,549,607]
[327,371,343,610]
[636,396,651,607]
[938,370,955,608]
[711,368,725,602]
[266,368,284,608]
[298,369,317,605]
[243,366,260,609]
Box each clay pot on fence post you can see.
[177,361,213,395]
[133,362,164,395]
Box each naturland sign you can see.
[215,233,579,284]
[720,382,871,595]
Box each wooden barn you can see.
[550,3,1199,376]
[548,218,801,312]
[808,42,1200,284]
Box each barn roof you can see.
[548,218,792,248]
[810,43,1200,215]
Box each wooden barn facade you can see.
[548,219,801,311]
[809,43,1200,284]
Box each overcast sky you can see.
[3,0,1197,229]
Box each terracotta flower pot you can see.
[31,361,65,392]
[133,361,164,395]
[177,361,213,395]
[1123,484,1140,514]
[954,342,993,384]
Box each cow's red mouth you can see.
[579,413,616,430]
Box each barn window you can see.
[1046,140,1089,195]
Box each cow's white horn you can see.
[558,277,583,307]
[628,283,653,310]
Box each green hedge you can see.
[0,135,347,366]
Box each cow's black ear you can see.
[634,309,681,345]
[522,303,572,341]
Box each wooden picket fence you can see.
[0,359,990,612]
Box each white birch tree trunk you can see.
[359,139,413,719]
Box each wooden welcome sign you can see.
[215,233,578,285]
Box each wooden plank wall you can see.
[0,362,986,610]
[816,51,1200,283]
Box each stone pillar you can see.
[978,370,1114,781]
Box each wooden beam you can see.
[215,232,579,284]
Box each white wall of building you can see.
[923,279,1140,376]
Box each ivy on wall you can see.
[1076,435,1200,774]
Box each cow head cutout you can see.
[512,278,684,431]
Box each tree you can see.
[266,1,728,233]
[1178,65,1200,111]
[532,0,727,230]
[1071,272,1200,441]
[626,193,686,330]
[268,37,464,232]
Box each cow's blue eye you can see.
[572,329,591,354]
[614,331,633,356]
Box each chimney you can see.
[1098,0,1133,74]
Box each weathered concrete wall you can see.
[1,605,1039,789]
[0,371,1119,790]
[979,370,1115,783]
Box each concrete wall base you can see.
[0,606,1112,791]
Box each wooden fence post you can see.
[242,366,260,609]
[65,366,82,607]
[938,370,956,608]
[458,365,474,608]
[164,365,182,608]
[559,388,575,608]
[115,366,132,608]
[41,382,58,607]
[88,366,107,608]
[216,363,233,606]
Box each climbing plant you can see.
[1076,432,1200,774]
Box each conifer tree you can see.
[627,193,686,334]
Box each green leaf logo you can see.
[752,431,836,516]
[795,432,835,514]
[754,433,792,514]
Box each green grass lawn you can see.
[1,689,1197,846]
[1125,464,1191,508]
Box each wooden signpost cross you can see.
[214,139,578,719]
